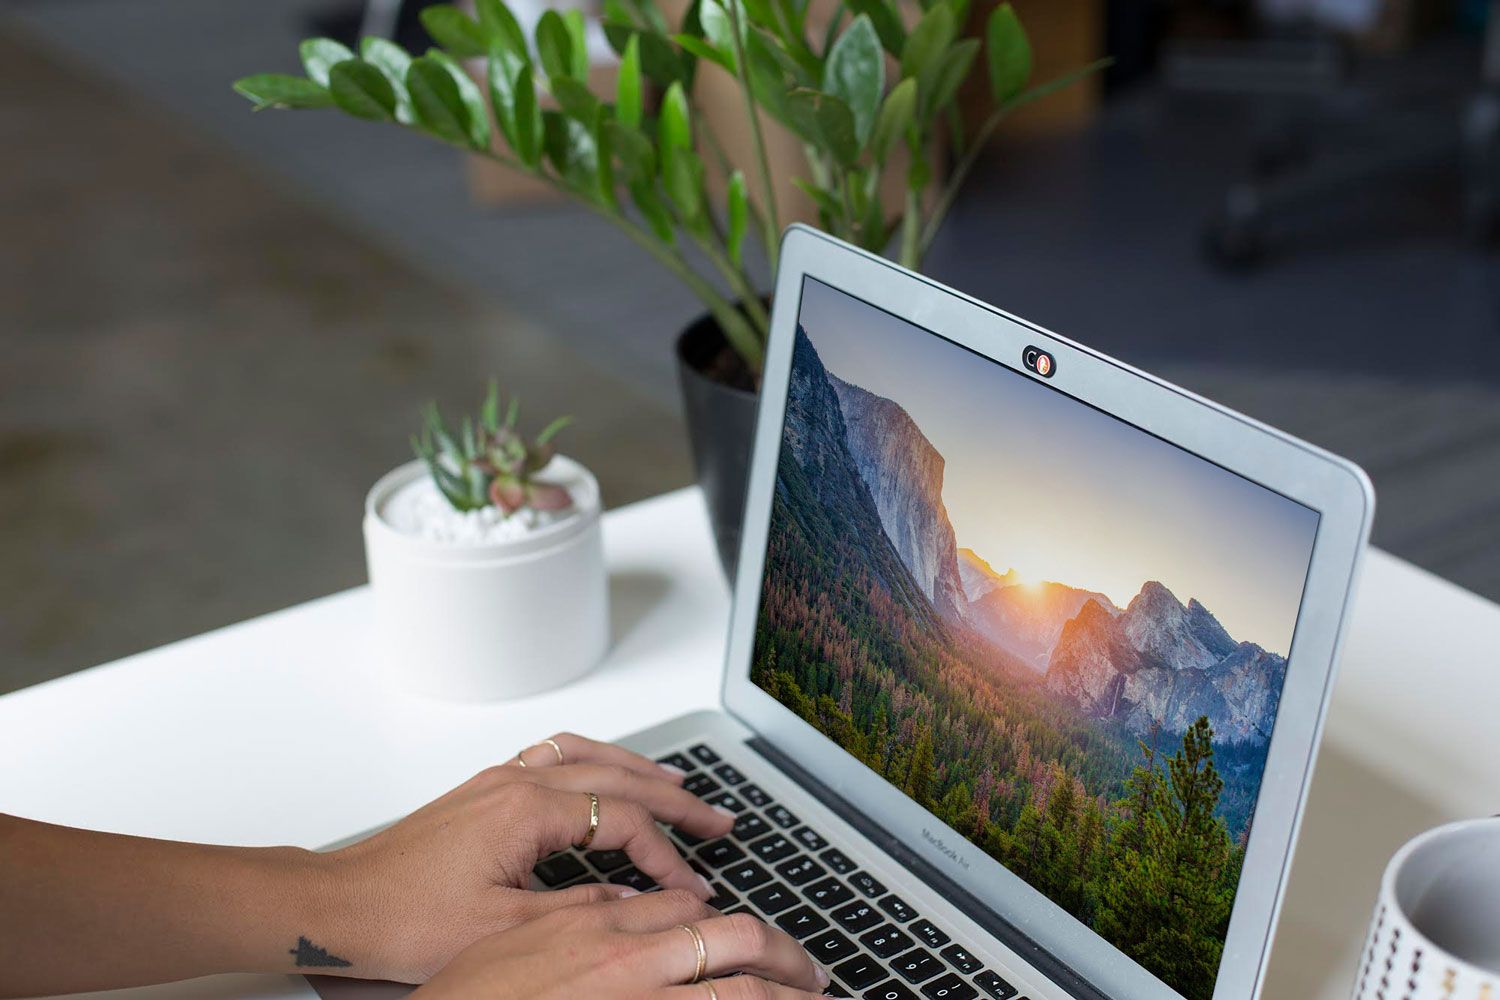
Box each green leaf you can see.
[360,38,415,122]
[543,110,600,194]
[476,0,528,56]
[536,10,574,80]
[630,181,677,243]
[481,381,500,433]
[605,119,656,180]
[793,177,843,223]
[726,170,749,267]
[922,37,979,119]
[698,0,741,71]
[672,33,732,71]
[659,81,691,155]
[787,88,859,166]
[605,23,687,87]
[822,14,884,145]
[871,76,916,162]
[985,2,1031,103]
[300,38,355,88]
[662,145,706,224]
[328,59,398,120]
[536,415,573,445]
[845,0,906,56]
[616,35,643,128]
[429,50,491,149]
[552,77,603,123]
[419,5,489,58]
[232,74,332,110]
[487,51,521,151]
[407,54,477,147]
[512,64,543,166]
[900,4,954,82]
[562,9,590,78]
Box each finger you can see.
[642,913,828,993]
[525,785,712,900]
[512,880,636,920]
[516,732,684,783]
[657,976,828,999]
[518,763,733,838]
[577,887,719,932]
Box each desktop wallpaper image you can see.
[751,279,1319,999]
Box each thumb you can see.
[514,881,635,920]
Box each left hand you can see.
[318,732,734,983]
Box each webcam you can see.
[1022,346,1055,378]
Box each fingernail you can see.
[659,763,686,777]
[711,805,736,818]
[812,961,830,987]
[697,874,714,898]
[617,888,639,898]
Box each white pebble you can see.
[381,475,575,545]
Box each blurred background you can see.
[2,0,1497,695]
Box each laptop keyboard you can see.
[531,740,1030,1000]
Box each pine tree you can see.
[905,727,935,809]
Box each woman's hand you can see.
[417,889,832,999]
[323,732,735,983]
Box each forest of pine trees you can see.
[753,465,1249,1000]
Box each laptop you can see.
[323,225,1374,1000]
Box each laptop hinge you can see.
[745,735,1116,1000]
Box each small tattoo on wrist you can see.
[290,936,352,968]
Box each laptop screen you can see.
[750,277,1320,1000]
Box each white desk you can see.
[2,488,1497,1000]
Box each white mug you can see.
[1352,817,1500,1000]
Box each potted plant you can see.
[235,0,1103,571]
[363,383,607,700]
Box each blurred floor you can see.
[0,28,690,694]
[3,1,1499,694]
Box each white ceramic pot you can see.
[1352,817,1500,1000]
[363,457,608,701]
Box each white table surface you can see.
[2,487,1497,1000]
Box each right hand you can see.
[415,889,833,999]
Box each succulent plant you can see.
[412,382,573,514]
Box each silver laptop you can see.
[324,226,1374,1000]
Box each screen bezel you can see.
[720,226,1373,1000]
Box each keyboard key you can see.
[751,834,798,864]
[584,849,630,873]
[657,752,696,772]
[834,954,887,990]
[849,871,887,899]
[775,905,829,939]
[879,895,918,923]
[713,763,747,785]
[608,867,658,892]
[747,881,799,915]
[892,948,944,984]
[699,839,746,867]
[911,920,949,949]
[861,924,915,959]
[776,855,826,886]
[672,827,705,848]
[972,971,1018,999]
[805,876,855,909]
[940,945,982,974]
[533,853,587,886]
[766,804,800,828]
[684,773,721,797]
[740,784,773,807]
[706,791,747,813]
[689,744,721,765]
[821,848,857,874]
[826,984,852,998]
[832,900,881,933]
[864,982,918,1000]
[792,825,828,851]
[707,883,739,910]
[921,973,978,999]
[732,813,771,842]
[723,860,773,891]
[806,929,859,964]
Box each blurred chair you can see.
[1162,0,1500,266]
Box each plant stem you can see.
[917,59,1112,258]
[900,186,922,269]
[724,0,782,273]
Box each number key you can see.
[805,876,854,909]
[832,900,881,933]
[740,784,773,807]
[732,813,770,841]
[863,982,918,1000]
[861,923,914,959]
[706,791,746,813]
[821,848,857,874]
[657,752,696,772]
[713,762,747,785]
[688,744,720,765]
[776,855,826,886]
[684,773,721,797]
[920,973,978,999]
[893,948,944,985]
[792,826,828,851]
[766,804,800,828]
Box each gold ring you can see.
[575,792,600,849]
[677,923,707,983]
[515,756,528,768]
[542,738,565,765]
[702,982,719,1000]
